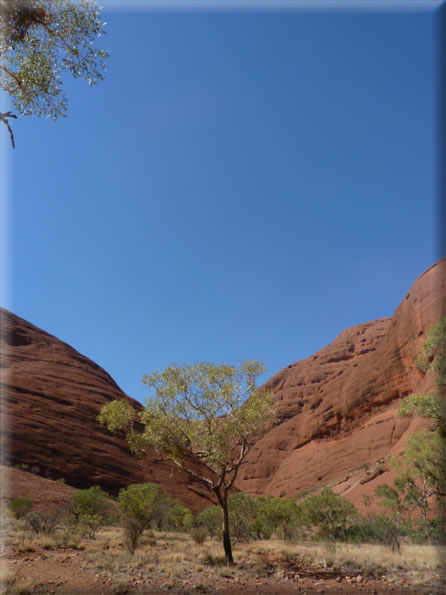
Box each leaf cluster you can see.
[99,361,274,490]
[139,361,273,471]
[415,316,446,387]
[0,0,108,118]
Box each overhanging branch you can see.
[0,111,17,148]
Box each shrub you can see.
[118,483,166,554]
[71,486,110,539]
[257,496,302,540]
[190,526,208,544]
[151,493,188,531]
[25,511,58,535]
[228,492,258,542]
[79,513,103,539]
[165,502,193,531]
[196,505,222,538]
[71,486,109,519]
[300,488,359,541]
[8,498,32,519]
[346,514,403,549]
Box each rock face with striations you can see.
[0,309,214,512]
[1,260,444,512]
[236,259,445,511]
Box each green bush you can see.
[71,486,109,518]
[300,487,359,542]
[8,498,32,519]
[346,514,403,550]
[165,502,193,531]
[228,492,258,542]
[71,486,110,538]
[118,483,166,554]
[196,505,222,538]
[257,496,302,540]
[408,516,446,545]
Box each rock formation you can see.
[0,309,214,512]
[236,259,445,511]
[1,259,444,512]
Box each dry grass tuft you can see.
[2,516,445,593]
[0,565,36,595]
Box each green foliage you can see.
[0,0,108,119]
[8,497,32,519]
[97,400,135,432]
[71,486,109,518]
[256,496,302,540]
[300,488,359,542]
[139,361,273,470]
[403,430,444,500]
[99,360,275,564]
[396,318,446,542]
[164,501,193,532]
[414,317,446,387]
[196,505,222,538]
[374,480,417,524]
[118,483,166,554]
[228,492,258,542]
[79,513,103,539]
[346,514,402,550]
[99,360,273,473]
[399,393,446,438]
[378,431,445,541]
[71,486,110,538]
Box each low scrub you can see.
[25,511,58,535]
[8,498,32,520]
[190,526,208,544]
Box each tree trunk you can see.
[217,489,234,565]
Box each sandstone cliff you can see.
[1,260,444,512]
[0,309,214,512]
[237,259,445,511]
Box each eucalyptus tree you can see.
[0,0,108,146]
[98,360,274,564]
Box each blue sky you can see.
[3,2,441,402]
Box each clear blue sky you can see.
[3,2,441,403]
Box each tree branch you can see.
[0,111,17,148]
[171,458,215,490]
[225,440,248,491]
[0,65,27,96]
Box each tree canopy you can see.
[98,360,275,564]
[0,0,108,145]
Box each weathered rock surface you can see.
[1,259,444,513]
[0,309,214,512]
[237,259,445,511]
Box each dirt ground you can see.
[1,536,444,595]
[1,467,444,594]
